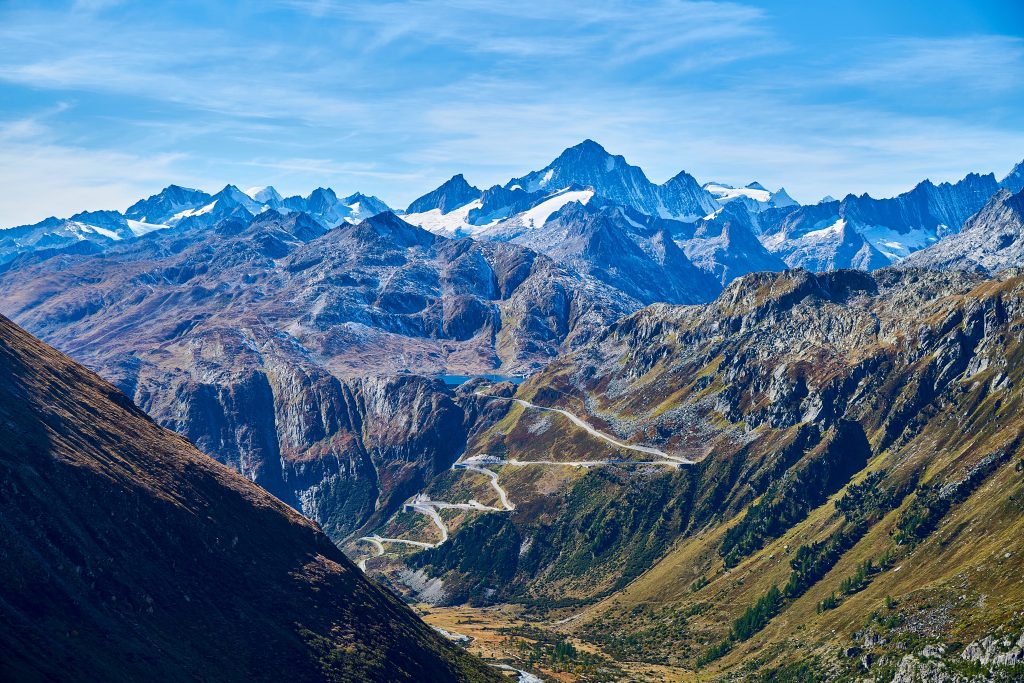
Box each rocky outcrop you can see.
[512,200,720,305]
[899,188,1024,273]
[885,633,1024,683]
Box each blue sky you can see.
[1,0,1022,225]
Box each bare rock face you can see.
[961,632,1024,668]
[511,200,719,305]
[130,326,474,541]
[900,188,1024,273]
[886,632,1024,683]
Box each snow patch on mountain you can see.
[520,189,594,228]
[66,221,123,241]
[172,201,217,221]
[803,217,846,242]
[125,219,170,236]
[705,183,771,204]
[404,199,492,236]
[860,223,939,260]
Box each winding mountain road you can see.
[477,393,695,464]
[357,394,692,569]
[455,462,516,510]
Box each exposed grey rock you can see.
[406,174,482,215]
[506,139,716,221]
[509,199,719,304]
[899,189,1024,274]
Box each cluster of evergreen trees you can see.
[816,554,893,612]
[895,448,1012,545]
[785,471,895,599]
[720,421,871,567]
[699,585,784,664]
[703,468,895,666]
[785,523,866,599]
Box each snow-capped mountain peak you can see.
[341,192,392,221]
[505,140,715,221]
[215,184,266,214]
[406,174,482,215]
[769,187,799,209]
[244,186,284,205]
[125,185,213,225]
[507,139,632,194]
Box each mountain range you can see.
[364,266,1024,680]
[4,141,1024,681]
[5,140,1020,286]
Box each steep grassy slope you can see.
[363,268,1024,680]
[0,314,501,683]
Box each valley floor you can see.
[418,604,698,683]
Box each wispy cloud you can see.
[0,6,368,126]
[837,35,1024,92]
[0,140,191,226]
[278,0,779,70]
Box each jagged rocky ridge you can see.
[755,172,1003,269]
[505,139,717,221]
[3,141,1020,287]
[0,313,500,683]
[899,187,1024,273]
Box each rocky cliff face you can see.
[899,188,1024,273]
[511,200,720,305]
[0,314,500,683]
[683,201,788,284]
[135,335,471,540]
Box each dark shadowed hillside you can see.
[0,315,501,683]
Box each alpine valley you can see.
[4,141,1024,682]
